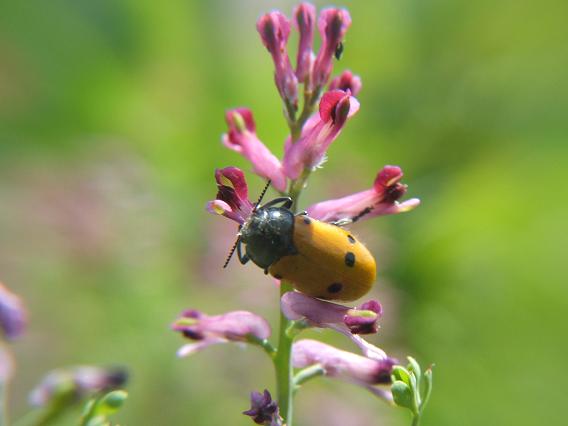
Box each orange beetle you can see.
[228,193,376,302]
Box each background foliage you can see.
[1,0,566,424]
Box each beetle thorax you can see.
[239,207,296,269]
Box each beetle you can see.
[224,183,376,302]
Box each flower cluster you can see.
[173,3,430,425]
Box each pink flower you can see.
[293,3,316,83]
[293,339,396,401]
[283,90,359,179]
[257,12,298,109]
[222,109,287,192]
[172,309,271,357]
[281,291,387,360]
[29,366,127,407]
[307,165,421,223]
[206,167,254,225]
[312,8,352,91]
[329,70,362,96]
[243,389,282,426]
[0,283,26,340]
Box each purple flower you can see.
[257,11,298,109]
[0,283,26,340]
[206,167,254,225]
[293,339,396,398]
[222,108,287,192]
[283,90,359,179]
[29,366,127,407]
[243,389,282,426]
[293,3,316,83]
[307,165,420,223]
[172,309,271,357]
[329,70,362,96]
[312,8,352,91]
[281,291,387,360]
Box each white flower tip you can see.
[398,198,421,212]
[206,200,232,216]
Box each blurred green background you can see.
[1,0,566,425]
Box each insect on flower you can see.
[224,180,377,302]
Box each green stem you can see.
[293,365,325,391]
[412,413,421,426]
[274,281,295,425]
[0,381,8,426]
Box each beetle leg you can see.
[331,206,374,227]
[261,197,293,209]
[237,240,250,265]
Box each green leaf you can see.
[391,380,414,411]
[391,366,411,386]
[407,356,422,385]
[95,390,128,416]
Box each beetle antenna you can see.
[223,236,240,268]
[254,180,272,210]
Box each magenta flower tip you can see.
[0,283,27,340]
[312,8,352,90]
[207,167,254,224]
[329,70,362,96]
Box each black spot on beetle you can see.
[347,234,356,244]
[345,252,355,267]
[274,274,283,280]
[327,283,343,293]
[303,217,312,225]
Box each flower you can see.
[257,11,298,110]
[222,108,287,192]
[293,339,396,400]
[293,3,316,83]
[312,8,352,91]
[29,366,127,407]
[206,167,254,225]
[281,291,387,360]
[172,309,271,357]
[243,389,282,425]
[281,291,382,335]
[0,283,26,340]
[329,70,362,96]
[307,165,421,223]
[283,90,359,179]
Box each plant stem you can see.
[0,381,8,426]
[274,280,295,425]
